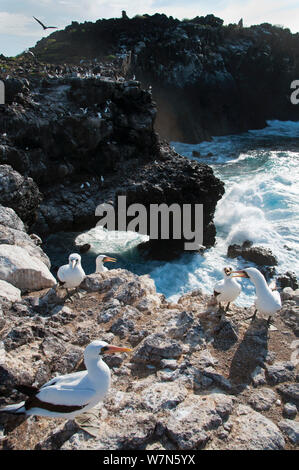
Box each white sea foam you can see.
[45,121,299,308]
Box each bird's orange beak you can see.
[104,345,133,354]
[230,270,249,278]
[103,257,117,263]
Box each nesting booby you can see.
[95,255,116,273]
[213,266,241,313]
[57,253,85,293]
[231,267,282,327]
[33,16,58,30]
[0,340,132,418]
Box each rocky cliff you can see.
[0,56,224,258]
[30,14,299,142]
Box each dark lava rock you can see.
[277,272,299,290]
[78,243,91,254]
[0,56,225,259]
[0,165,42,228]
[26,15,299,144]
[227,242,278,266]
[265,362,295,385]
[132,333,183,365]
[277,383,299,406]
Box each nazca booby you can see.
[0,340,132,418]
[95,255,116,273]
[57,253,85,289]
[231,267,282,326]
[213,266,241,312]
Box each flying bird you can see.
[0,340,132,418]
[95,255,117,273]
[213,266,241,314]
[231,267,282,328]
[33,16,58,30]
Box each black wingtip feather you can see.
[15,384,39,397]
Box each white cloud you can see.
[0,11,53,37]
[218,0,299,31]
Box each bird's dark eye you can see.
[101,346,109,354]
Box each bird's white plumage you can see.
[96,255,108,272]
[1,341,112,418]
[245,267,282,317]
[57,253,85,288]
[214,267,241,304]
[95,255,116,273]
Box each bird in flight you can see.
[33,16,58,30]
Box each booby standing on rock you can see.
[0,340,132,418]
[231,267,282,328]
[213,266,241,314]
[95,255,116,273]
[57,253,85,296]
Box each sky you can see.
[1,0,299,57]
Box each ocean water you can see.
[44,120,299,307]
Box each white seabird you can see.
[213,266,241,313]
[57,253,85,291]
[95,255,116,273]
[231,267,282,327]
[0,340,132,418]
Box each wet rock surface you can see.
[227,242,278,267]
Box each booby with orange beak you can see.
[95,254,117,273]
[231,267,281,327]
[0,340,132,418]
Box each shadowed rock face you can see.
[114,146,224,258]
[30,14,299,143]
[0,165,42,228]
[0,59,224,259]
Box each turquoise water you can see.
[44,120,299,307]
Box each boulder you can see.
[278,419,299,445]
[222,405,285,450]
[0,280,21,302]
[277,383,299,406]
[283,403,297,419]
[0,244,56,292]
[0,223,50,268]
[132,333,183,364]
[141,382,188,413]
[277,272,299,291]
[265,362,295,385]
[248,388,277,411]
[0,165,42,227]
[0,205,24,231]
[165,393,234,449]
[227,242,278,266]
